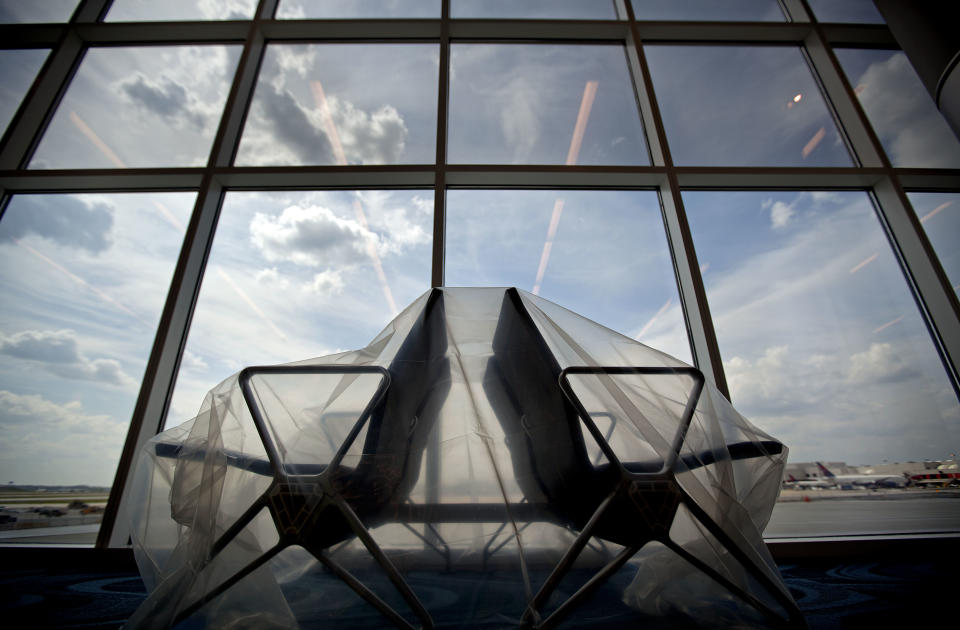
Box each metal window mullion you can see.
[432,0,450,288]
[872,176,960,398]
[801,5,960,394]
[0,30,86,169]
[100,1,278,548]
[210,2,277,168]
[99,177,226,547]
[778,0,811,22]
[658,177,729,398]
[802,21,886,167]
[0,168,204,191]
[72,0,113,23]
[624,3,729,397]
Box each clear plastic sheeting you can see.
[126,287,803,628]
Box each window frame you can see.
[0,0,955,551]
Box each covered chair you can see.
[125,287,802,629]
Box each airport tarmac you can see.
[2,492,958,545]
[765,493,960,537]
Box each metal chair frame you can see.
[170,364,438,630]
[517,365,804,629]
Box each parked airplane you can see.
[783,473,833,489]
[815,462,907,488]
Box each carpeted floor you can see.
[0,548,953,628]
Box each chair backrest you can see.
[340,289,451,512]
[485,288,596,511]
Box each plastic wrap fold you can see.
[126,287,803,629]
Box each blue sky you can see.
[1,18,959,486]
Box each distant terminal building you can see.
[783,461,947,485]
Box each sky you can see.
[0,193,194,486]
[683,190,960,466]
[1,8,959,490]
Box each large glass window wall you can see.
[0,0,957,549]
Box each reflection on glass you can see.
[836,49,960,168]
[0,0,76,22]
[0,49,48,137]
[684,190,960,480]
[107,0,256,21]
[30,46,240,169]
[0,193,193,543]
[631,0,783,21]
[807,0,884,24]
[277,0,439,18]
[907,193,960,295]
[166,190,433,429]
[449,45,649,165]
[645,45,851,166]
[453,0,617,19]
[445,189,691,362]
[236,44,438,166]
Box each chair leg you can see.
[537,543,641,630]
[520,487,621,628]
[172,544,284,626]
[331,493,436,630]
[662,501,807,629]
[308,545,420,630]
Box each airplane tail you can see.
[815,462,836,478]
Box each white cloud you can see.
[0,390,126,485]
[250,204,376,268]
[0,329,137,388]
[326,94,408,165]
[180,350,208,372]
[769,200,795,229]
[0,195,113,253]
[199,0,255,20]
[255,267,290,289]
[374,207,431,253]
[411,195,433,215]
[308,270,345,296]
[854,52,960,167]
[687,192,960,463]
[238,87,408,166]
[845,342,915,384]
[117,72,208,130]
[498,75,540,163]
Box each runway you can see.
[765,494,960,538]
[2,494,958,545]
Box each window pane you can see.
[0,193,193,544]
[645,45,851,166]
[106,0,256,21]
[449,45,649,165]
[453,0,617,19]
[30,46,241,169]
[445,189,691,363]
[0,0,76,22]
[646,46,851,166]
[907,192,960,295]
[236,44,438,166]
[277,0,439,18]
[0,49,48,137]
[836,49,960,168]
[807,0,884,24]
[684,190,960,535]
[166,190,432,428]
[631,0,783,21]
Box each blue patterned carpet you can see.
[0,549,953,628]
